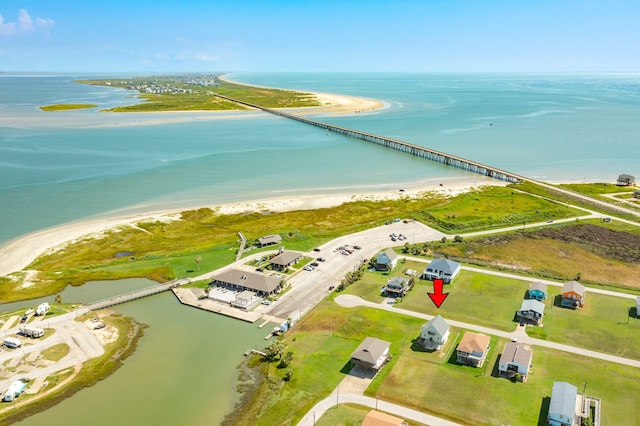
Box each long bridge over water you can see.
[214,93,527,184]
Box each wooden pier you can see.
[86,278,190,311]
[214,93,526,183]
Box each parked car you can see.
[19,315,27,324]
[329,285,335,290]
[262,300,271,305]
[353,245,362,250]
[313,248,321,252]
[310,262,319,267]
[316,257,326,262]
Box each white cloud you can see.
[0,8,54,37]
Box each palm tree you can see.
[54,294,63,304]
[195,255,202,271]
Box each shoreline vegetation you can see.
[39,103,98,111]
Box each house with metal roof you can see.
[456,332,491,367]
[419,315,450,351]
[350,337,391,372]
[547,381,577,426]
[212,269,282,297]
[527,282,548,301]
[257,234,282,248]
[375,248,398,271]
[384,277,411,298]
[498,342,533,381]
[269,250,303,271]
[421,258,461,283]
[561,280,585,309]
[517,299,546,325]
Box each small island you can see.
[39,104,98,111]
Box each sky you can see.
[1,0,639,73]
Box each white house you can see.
[350,337,391,372]
[422,258,461,283]
[419,315,450,351]
[498,341,533,381]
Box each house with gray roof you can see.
[257,234,282,248]
[561,280,585,309]
[547,381,577,426]
[375,248,398,271]
[384,277,411,298]
[617,173,635,186]
[419,315,450,351]
[498,342,533,381]
[350,337,391,372]
[269,250,303,271]
[212,269,282,297]
[422,258,461,283]
[517,299,546,325]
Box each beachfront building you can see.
[375,248,398,271]
[498,342,533,381]
[257,234,282,248]
[547,381,578,426]
[418,315,450,351]
[269,250,303,271]
[617,173,635,186]
[517,299,545,325]
[421,258,461,283]
[561,280,586,309]
[383,277,411,298]
[527,282,548,301]
[350,337,391,373]
[456,332,491,368]
[211,269,282,297]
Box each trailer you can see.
[2,380,26,402]
[3,337,22,349]
[35,302,49,316]
[19,325,45,338]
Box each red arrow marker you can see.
[427,278,449,308]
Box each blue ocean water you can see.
[1,72,639,245]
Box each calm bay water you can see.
[2,72,640,424]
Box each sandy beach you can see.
[0,176,506,278]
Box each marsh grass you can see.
[39,104,97,111]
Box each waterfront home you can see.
[269,250,303,271]
[617,173,635,186]
[527,282,547,301]
[421,258,461,283]
[361,410,404,426]
[257,234,282,248]
[211,269,281,297]
[561,280,585,309]
[384,277,411,298]
[517,299,545,325]
[456,332,491,367]
[547,381,578,426]
[419,315,450,351]
[498,341,533,381]
[350,337,391,373]
[375,248,398,271]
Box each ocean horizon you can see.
[1,72,639,246]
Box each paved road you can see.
[334,294,640,369]
[297,392,463,426]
